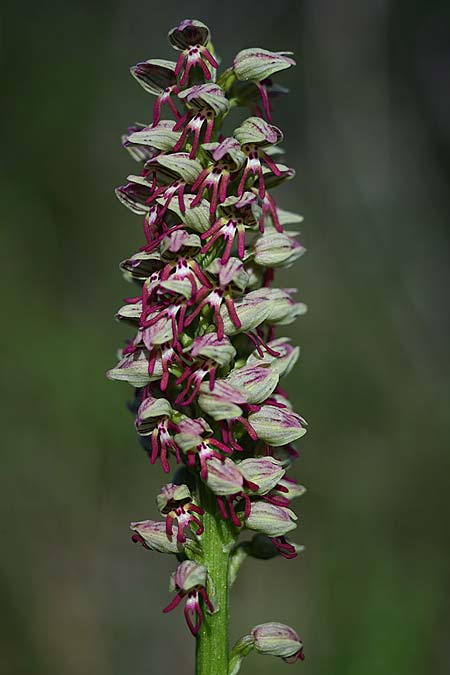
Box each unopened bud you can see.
[251,622,304,662]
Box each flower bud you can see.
[234,116,283,147]
[253,231,305,268]
[226,364,278,404]
[248,405,307,446]
[251,622,304,662]
[233,48,295,82]
[245,501,297,537]
[150,152,203,184]
[130,58,177,95]
[220,291,271,335]
[119,250,161,282]
[170,560,207,592]
[250,288,306,325]
[276,476,306,501]
[206,457,244,495]
[106,349,152,388]
[238,457,285,495]
[198,380,247,420]
[115,182,151,215]
[130,520,182,554]
[127,120,182,152]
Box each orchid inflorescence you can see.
[108,18,307,673]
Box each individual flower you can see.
[130,519,182,554]
[246,337,300,377]
[233,48,296,120]
[237,457,285,495]
[234,117,284,198]
[134,395,181,473]
[175,334,235,406]
[246,532,303,560]
[156,483,204,543]
[173,84,229,157]
[200,192,258,262]
[251,622,304,662]
[253,230,305,268]
[130,59,181,125]
[226,364,279,405]
[245,501,297,537]
[205,457,258,527]
[143,152,203,215]
[163,560,214,636]
[248,405,307,447]
[191,139,245,215]
[168,19,219,86]
[174,418,232,479]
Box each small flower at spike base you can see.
[251,622,304,662]
[163,560,214,636]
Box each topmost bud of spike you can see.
[168,19,211,50]
[168,19,218,87]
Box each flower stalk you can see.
[195,481,234,675]
[108,17,308,674]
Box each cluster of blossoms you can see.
[108,18,307,670]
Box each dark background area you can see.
[1,1,449,674]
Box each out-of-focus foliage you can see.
[1,1,449,674]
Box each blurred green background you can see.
[2,1,449,674]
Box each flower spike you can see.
[109,17,309,669]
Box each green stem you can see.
[196,481,235,675]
